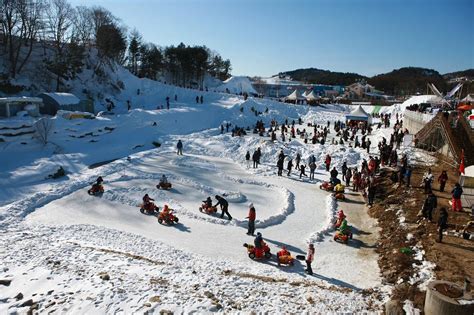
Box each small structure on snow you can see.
[0,97,43,118]
[38,92,93,115]
[345,105,372,125]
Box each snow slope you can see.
[0,80,425,313]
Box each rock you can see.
[0,279,12,286]
[144,303,152,307]
[98,272,110,281]
[149,296,161,303]
[20,299,34,307]
[159,310,173,315]
[385,299,403,315]
[14,292,23,300]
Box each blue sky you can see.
[69,0,473,77]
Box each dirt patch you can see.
[368,153,474,310]
[434,283,463,298]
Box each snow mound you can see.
[216,76,258,95]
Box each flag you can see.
[459,149,465,175]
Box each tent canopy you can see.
[462,94,474,103]
[285,89,305,101]
[345,105,370,122]
[305,91,320,101]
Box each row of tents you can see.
[284,89,322,104]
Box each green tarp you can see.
[372,105,382,114]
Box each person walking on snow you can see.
[287,158,293,176]
[246,203,256,235]
[245,151,251,169]
[341,161,348,181]
[305,244,315,275]
[300,164,307,179]
[252,150,259,168]
[177,140,183,155]
[277,157,284,176]
[309,161,316,180]
[325,154,331,172]
[214,195,232,220]
[295,153,301,170]
[345,168,352,186]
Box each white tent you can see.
[345,105,371,123]
[302,90,309,97]
[305,91,320,102]
[462,94,474,103]
[285,90,305,102]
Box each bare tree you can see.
[72,5,93,47]
[35,117,54,145]
[90,6,114,38]
[0,0,45,78]
[45,0,74,91]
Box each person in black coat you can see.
[330,167,338,180]
[277,157,284,176]
[437,207,448,243]
[252,151,259,168]
[367,184,376,206]
[341,162,348,181]
[287,158,293,176]
[254,232,263,248]
[214,195,232,220]
[245,151,250,168]
[422,192,437,222]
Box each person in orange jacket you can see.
[246,203,256,236]
[277,246,291,266]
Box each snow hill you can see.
[0,67,437,313]
[215,76,258,95]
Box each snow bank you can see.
[307,195,337,243]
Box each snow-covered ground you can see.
[1,82,437,312]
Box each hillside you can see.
[279,67,473,96]
[368,67,447,96]
[443,69,474,81]
[278,68,367,86]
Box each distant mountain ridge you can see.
[278,68,367,86]
[278,67,472,96]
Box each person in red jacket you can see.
[325,154,331,172]
[246,203,256,235]
[438,170,448,192]
[305,244,315,275]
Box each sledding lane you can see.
[27,152,325,263]
[26,146,380,288]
